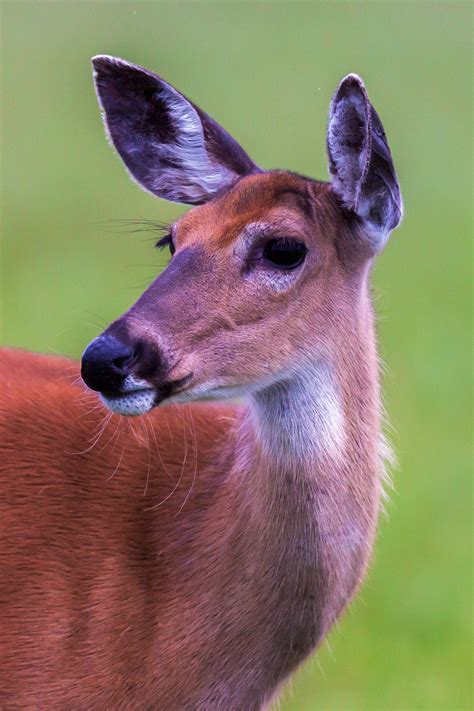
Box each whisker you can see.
[76,403,104,419]
[145,416,189,512]
[67,411,113,455]
[175,408,198,516]
[142,417,152,497]
[96,415,123,456]
[145,412,174,480]
[106,421,127,482]
[99,218,172,236]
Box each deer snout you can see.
[81,333,190,416]
[81,335,136,393]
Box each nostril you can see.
[111,341,141,373]
[111,353,132,371]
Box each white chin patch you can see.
[100,389,156,416]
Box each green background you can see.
[1,2,471,709]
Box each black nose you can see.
[81,335,134,393]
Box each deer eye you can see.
[262,238,307,270]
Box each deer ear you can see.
[92,56,258,205]
[327,74,402,253]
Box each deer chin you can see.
[100,388,156,416]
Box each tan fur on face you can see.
[174,172,333,251]
[117,172,358,407]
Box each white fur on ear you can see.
[92,55,258,205]
[142,81,237,204]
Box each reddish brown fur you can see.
[1,349,237,705]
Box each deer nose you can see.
[81,335,134,393]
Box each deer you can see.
[0,56,402,709]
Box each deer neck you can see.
[234,320,383,637]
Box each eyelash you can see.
[155,233,175,256]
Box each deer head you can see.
[81,56,402,417]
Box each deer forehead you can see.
[174,171,326,251]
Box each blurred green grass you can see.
[1,2,471,709]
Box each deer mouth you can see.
[99,373,194,416]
